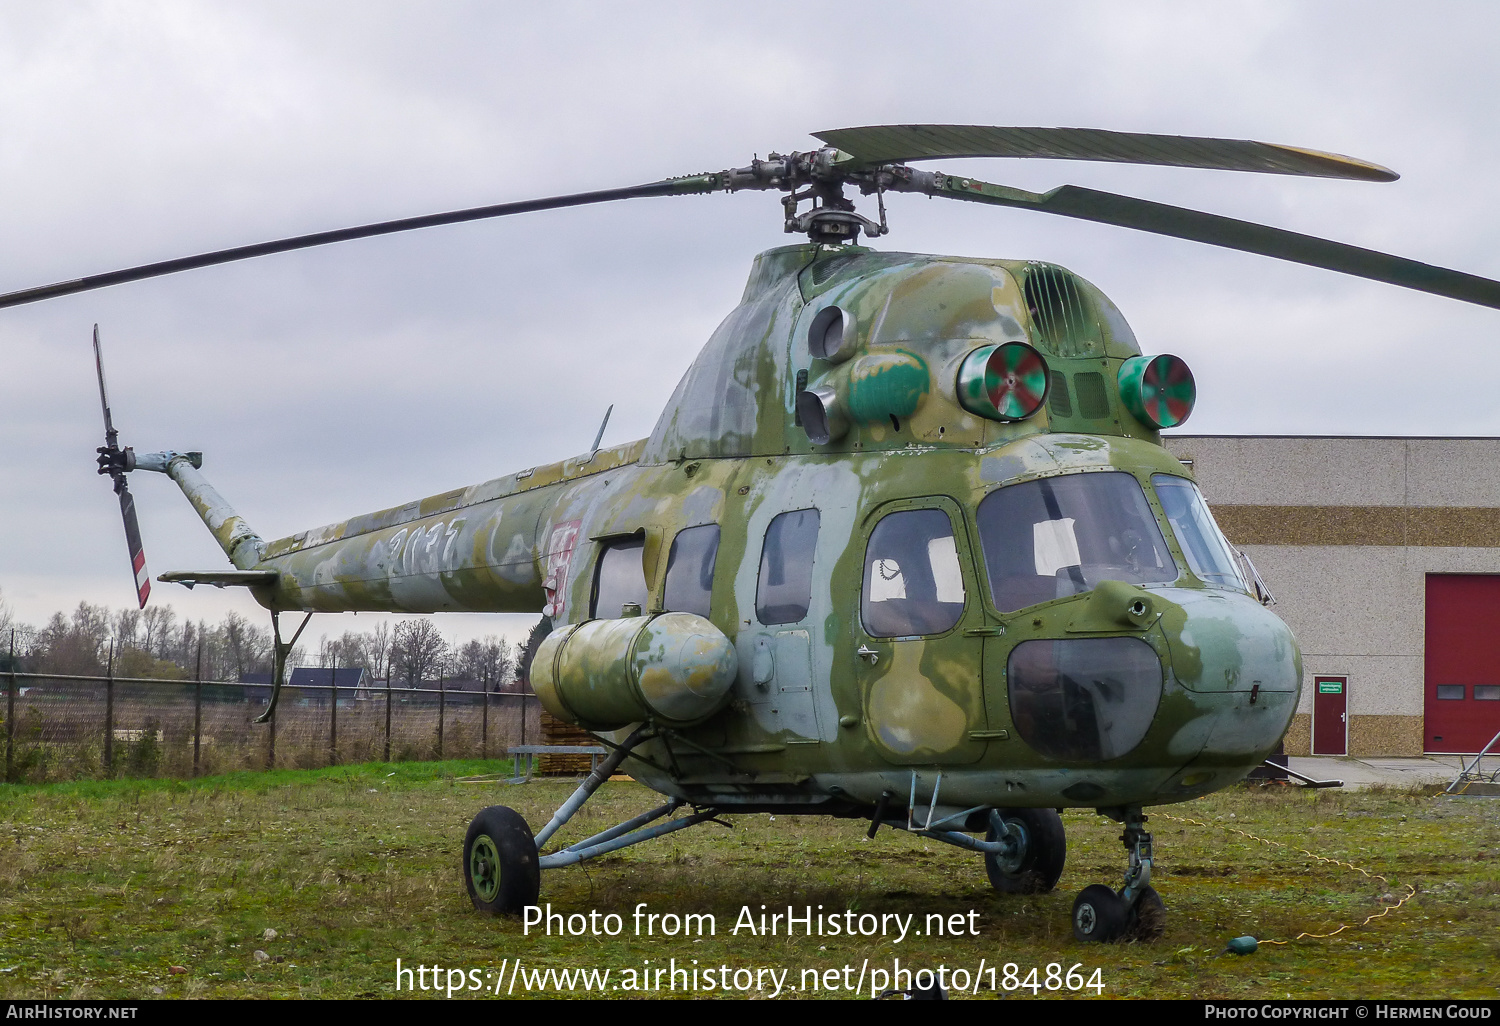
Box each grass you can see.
[0,764,1496,1000]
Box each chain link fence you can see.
[1,667,540,782]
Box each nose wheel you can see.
[1071,809,1166,943]
[1071,884,1127,941]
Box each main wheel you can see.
[1123,885,1166,942]
[463,805,540,915]
[1072,884,1127,943]
[985,808,1067,894]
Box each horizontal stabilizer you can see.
[159,569,278,590]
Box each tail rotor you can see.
[92,325,150,608]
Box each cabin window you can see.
[1152,475,1248,591]
[861,509,966,637]
[756,509,820,625]
[976,471,1176,612]
[591,536,648,619]
[663,524,720,619]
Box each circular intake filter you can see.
[1118,354,1196,428]
[957,341,1050,421]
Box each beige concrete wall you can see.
[1283,714,1424,758]
[1161,436,1500,758]
[1164,436,1500,510]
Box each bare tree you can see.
[392,619,447,687]
[113,607,140,651]
[222,610,252,681]
[367,621,392,681]
[454,635,514,692]
[139,605,177,660]
[71,602,112,656]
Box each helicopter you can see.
[9,125,1500,944]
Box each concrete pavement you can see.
[1282,755,1480,790]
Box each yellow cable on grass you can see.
[1156,811,1416,943]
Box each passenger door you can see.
[737,508,824,742]
[852,498,988,765]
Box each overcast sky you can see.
[3,1,1498,648]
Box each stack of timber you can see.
[538,711,598,775]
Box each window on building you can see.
[1436,685,1466,700]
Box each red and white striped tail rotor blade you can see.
[119,484,151,608]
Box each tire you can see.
[1124,885,1166,942]
[463,805,540,915]
[985,808,1067,894]
[1072,884,1127,943]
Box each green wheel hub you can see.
[469,834,501,903]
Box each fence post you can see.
[482,687,489,760]
[384,668,392,762]
[328,655,338,767]
[193,641,203,778]
[6,630,15,783]
[520,692,527,749]
[266,690,276,771]
[437,673,445,761]
[103,640,115,776]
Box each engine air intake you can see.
[1118,354,1196,428]
[957,341,1050,421]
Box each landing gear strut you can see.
[462,726,724,915]
[1071,808,1165,943]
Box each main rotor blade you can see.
[818,125,1399,182]
[920,174,1500,310]
[0,178,716,310]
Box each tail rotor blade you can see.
[93,324,149,606]
[118,482,150,609]
[92,324,119,451]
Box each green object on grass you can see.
[1228,936,1259,955]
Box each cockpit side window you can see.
[591,536,648,618]
[976,471,1177,612]
[862,508,966,637]
[663,524,720,619]
[756,509,819,625]
[1151,475,1248,591]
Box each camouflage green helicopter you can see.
[11,126,1500,944]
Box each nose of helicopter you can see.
[1152,585,1301,776]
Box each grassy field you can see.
[0,762,1495,1000]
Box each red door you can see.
[1426,574,1500,754]
[1312,676,1347,756]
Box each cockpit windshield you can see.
[976,471,1177,611]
